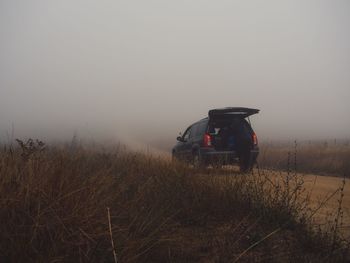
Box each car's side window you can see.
[189,124,198,139]
[183,126,192,141]
[196,121,208,137]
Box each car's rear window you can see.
[208,118,251,134]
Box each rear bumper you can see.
[200,147,259,164]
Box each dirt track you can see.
[300,173,350,237]
[213,167,350,237]
[252,170,350,237]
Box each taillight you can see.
[203,133,212,147]
[252,132,258,146]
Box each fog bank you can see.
[1,0,350,149]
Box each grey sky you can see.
[1,0,349,146]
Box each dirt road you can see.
[250,170,350,237]
[212,167,350,237]
[300,173,350,237]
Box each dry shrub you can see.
[0,140,348,262]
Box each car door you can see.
[192,120,208,148]
[176,125,192,160]
[185,124,198,159]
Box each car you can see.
[172,107,259,172]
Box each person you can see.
[233,119,252,171]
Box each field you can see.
[152,139,350,177]
[0,139,349,262]
[258,140,350,177]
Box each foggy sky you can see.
[1,0,350,147]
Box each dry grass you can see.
[258,140,350,177]
[0,139,349,262]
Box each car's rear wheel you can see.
[212,162,222,169]
[193,150,205,168]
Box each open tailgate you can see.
[208,107,260,119]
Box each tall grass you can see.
[0,139,348,262]
[259,140,350,177]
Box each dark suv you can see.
[172,107,259,172]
